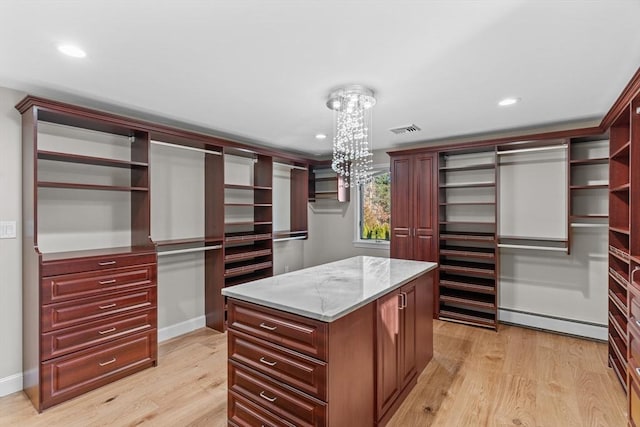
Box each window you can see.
[355,168,390,247]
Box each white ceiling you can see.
[1,1,640,157]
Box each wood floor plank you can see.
[0,321,627,426]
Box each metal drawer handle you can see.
[636,319,640,329]
[259,357,277,367]
[99,303,117,310]
[99,279,116,285]
[259,322,277,331]
[99,357,116,367]
[637,367,640,378]
[98,327,116,335]
[259,391,277,403]
[98,261,117,266]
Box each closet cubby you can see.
[438,149,498,329]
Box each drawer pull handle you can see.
[99,303,117,310]
[98,261,117,266]
[99,279,117,285]
[259,322,277,331]
[99,357,116,367]
[98,327,117,335]
[259,391,277,403]
[636,319,640,329]
[637,367,640,378]
[259,357,277,366]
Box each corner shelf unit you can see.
[309,163,349,202]
[438,148,498,330]
[223,149,274,324]
[608,107,631,391]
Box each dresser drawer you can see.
[229,330,327,400]
[41,252,156,277]
[41,308,156,360]
[41,330,156,409]
[229,391,296,427]
[228,300,327,360]
[229,361,326,427]
[42,288,156,332]
[42,264,156,304]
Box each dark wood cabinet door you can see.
[400,281,417,389]
[390,156,413,259]
[413,153,437,262]
[376,290,401,419]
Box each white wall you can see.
[0,86,25,395]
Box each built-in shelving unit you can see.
[223,149,274,325]
[438,148,498,329]
[568,137,609,239]
[309,163,349,202]
[608,108,631,391]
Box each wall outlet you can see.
[0,221,17,239]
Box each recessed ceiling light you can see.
[57,44,87,58]
[498,97,520,107]
[315,133,327,140]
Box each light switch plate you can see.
[0,221,17,239]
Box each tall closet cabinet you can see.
[16,96,310,411]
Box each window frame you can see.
[353,165,391,249]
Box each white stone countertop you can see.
[221,256,437,322]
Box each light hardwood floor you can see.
[0,320,627,426]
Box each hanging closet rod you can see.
[273,236,307,242]
[273,162,308,171]
[496,144,567,156]
[570,223,608,228]
[498,243,568,252]
[151,140,222,156]
[157,245,222,257]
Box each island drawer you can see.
[40,330,156,409]
[41,288,156,332]
[227,299,328,360]
[229,330,327,400]
[41,308,156,360]
[229,360,326,427]
[42,264,156,304]
[229,391,296,427]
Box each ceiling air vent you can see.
[389,124,421,135]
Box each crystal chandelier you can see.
[326,85,376,188]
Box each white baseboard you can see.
[0,316,206,398]
[499,308,607,341]
[0,373,22,397]
[157,315,206,343]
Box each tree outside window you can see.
[359,171,390,241]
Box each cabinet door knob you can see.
[259,391,277,402]
[259,322,277,331]
[259,357,277,367]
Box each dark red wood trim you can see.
[387,126,601,157]
[601,66,640,130]
[15,95,310,164]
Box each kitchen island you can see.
[222,256,437,426]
